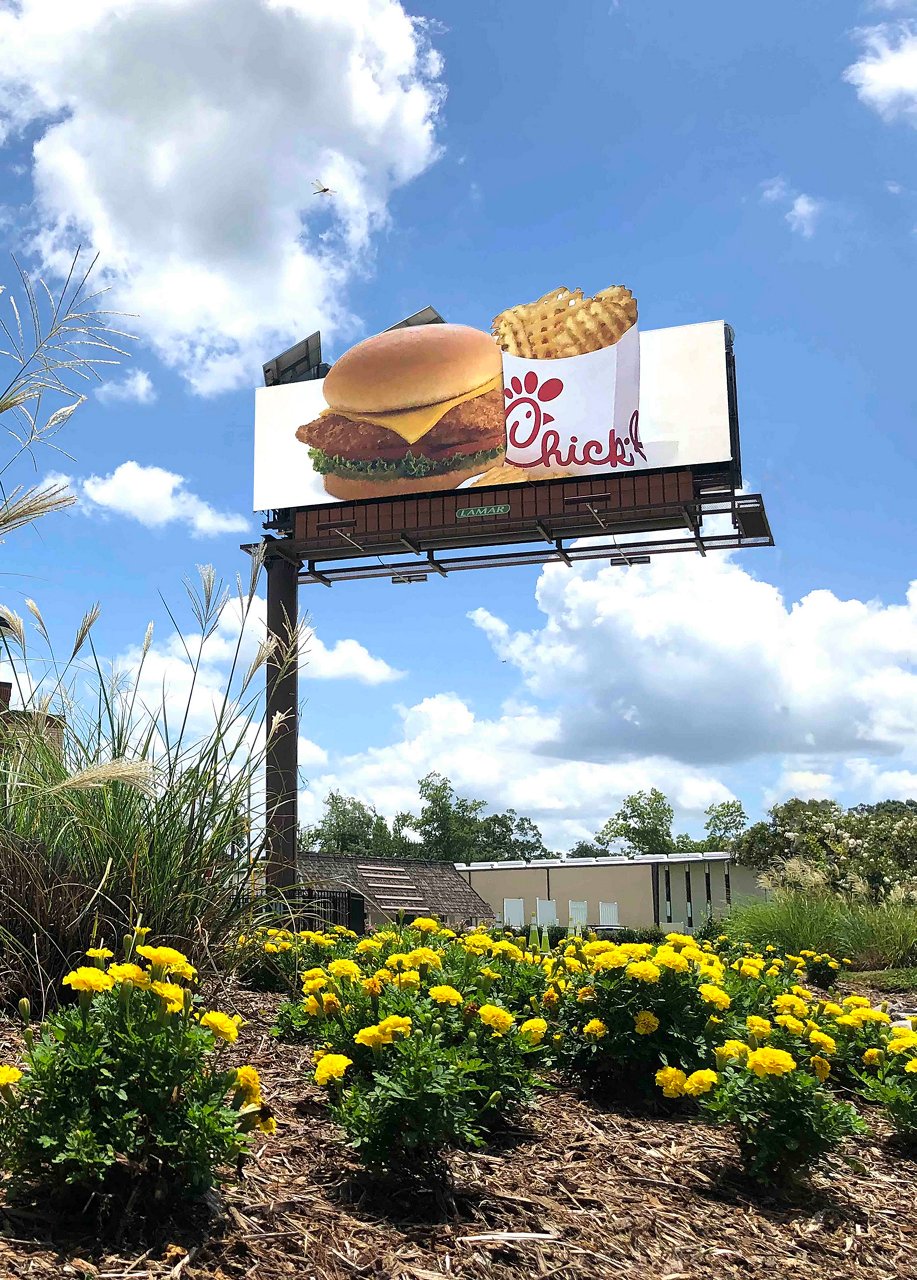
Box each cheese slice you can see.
[319,373,502,447]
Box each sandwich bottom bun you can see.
[321,459,502,503]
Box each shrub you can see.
[233,923,359,994]
[855,1021,917,1140]
[724,892,917,971]
[274,919,544,1173]
[0,932,272,1201]
[0,563,300,1007]
[696,1048,866,1184]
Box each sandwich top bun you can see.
[322,324,502,416]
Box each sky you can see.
[1,0,917,852]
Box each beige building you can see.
[455,853,763,932]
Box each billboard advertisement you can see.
[253,284,734,512]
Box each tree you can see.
[394,772,487,863]
[300,792,392,858]
[596,788,675,857]
[476,809,547,862]
[703,799,747,851]
[568,839,604,859]
[1,252,130,541]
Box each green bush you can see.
[696,1048,866,1184]
[0,935,272,1201]
[723,892,917,971]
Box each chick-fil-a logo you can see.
[504,369,645,470]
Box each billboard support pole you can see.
[265,542,300,894]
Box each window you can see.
[663,866,672,924]
[502,898,525,927]
[685,867,694,929]
[599,901,619,927]
[724,862,732,906]
[568,900,588,927]
[536,898,558,925]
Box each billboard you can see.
[253,284,735,513]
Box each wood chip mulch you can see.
[1,984,916,1280]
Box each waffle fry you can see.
[492,284,636,358]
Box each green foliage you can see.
[0,563,298,1005]
[724,892,917,971]
[846,967,917,994]
[0,939,267,1201]
[299,792,407,859]
[596,788,675,856]
[700,1060,866,1184]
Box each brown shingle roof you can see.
[298,854,493,924]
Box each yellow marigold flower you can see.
[491,940,524,963]
[235,1065,262,1101]
[480,966,502,982]
[862,1047,883,1066]
[407,947,442,970]
[169,961,197,980]
[355,937,382,954]
[809,1030,837,1055]
[377,1015,412,1042]
[717,1039,750,1063]
[665,933,694,948]
[773,994,808,1018]
[135,945,190,970]
[258,1114,278,1135]
[842,995,870,1008]
[810,1055,831,1082]
[392,969,421,990]
[684,1069,718,1096]
[746,1016,772,1039]
[428,985,463,1006]
[634,1010,660,1035]
[626,960,661,984]
[888,1029,917,1053]
[905,1059,917,1075]
[765,965,782,978]
[736,959,765,979]
[302,976,328,995]
[855,1008,891,1025]
[478,1004,515,1036]
[63,967,114,994]
[411,916,440,934]
[582,940,615,958]
[577,984,595,1003]
[619,943,654,960]
[303,996,322,1016]
[354,1025,387,1050]
[747,1047,796,1077]
[133,925,152,937]
[591,949,629,971]
[85,947,113,960]
[775,1014,806,1036]
[699,984,731,1011]
[519,1017,547,1044]
[583,1018,608,1039]
[151,980,185,1013]
[822,1001,844,1017]
[327,959,361,982]
[200,1010,242,1043]
[0,1066,23,1087]
[107,962,149,988]
[654,948,689,973]
[655,1066,687,1098]
[542,988,560,1008]
[314,1054,352,1086]
[321,992,342,1014]
[384,952,412,971]
[361,976,384,996]
[563,956,585,974]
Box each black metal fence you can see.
[292,887,365,934]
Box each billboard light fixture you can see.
[263,331,329,387]
[392,573,428,584]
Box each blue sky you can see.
[1,0,917,850]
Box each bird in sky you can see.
[312,179,335,196]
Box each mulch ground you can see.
[1,984,916,1280]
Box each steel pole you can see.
[265,547,300,892]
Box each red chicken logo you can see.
[504,371,564,451]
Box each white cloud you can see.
[764,768,838,808]
[298,691,734,850]
[844,757,917,800]
[785,194,823,238]
[845,22,917,121]
[759,177,825,237]
[0,0,444,394]
[469,556,917,769]
[73,461,249,537]
[886,180,904,193]
[303,634,403,685]
[97,369,157,405]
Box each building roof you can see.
[299,853,494,922]
[454,852,732,872]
